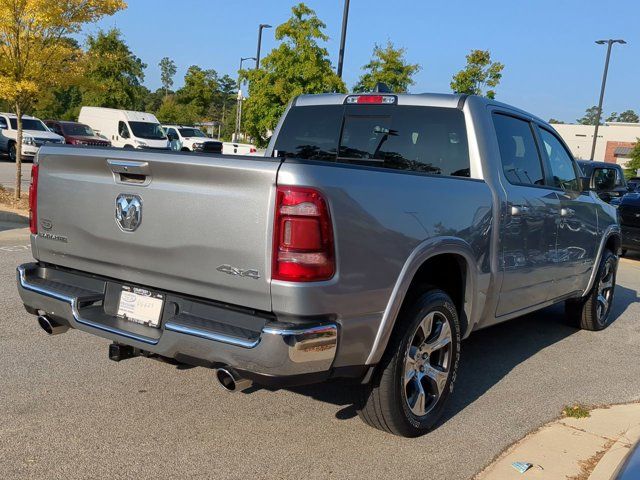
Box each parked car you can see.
[44,120,111,147]
[78,107,169,150]
[577,160,628,203]
[162,125,222,154]
[222,141,258,155]
[0,113,64,161]
[618,192,640,255]
[627,177,640,192]
[18,93,620,437]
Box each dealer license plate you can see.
[117,286,164,327]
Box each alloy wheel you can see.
[596,257,615,324]
[402,311,452,417]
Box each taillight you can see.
[345,95,396,104]
[272,186,335,282]
[249,147,257,154]
[29,164,38,234]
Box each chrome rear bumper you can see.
[17,263,338,378]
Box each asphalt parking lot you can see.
[1,224,639,480]
[0,157,31,192]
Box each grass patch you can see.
[0,184,29,212]
[563,404,591,419]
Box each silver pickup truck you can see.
[17,93,620,437]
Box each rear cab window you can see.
[274,104,471,177]
[492,113,545,187]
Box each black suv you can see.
[619,193,640,255]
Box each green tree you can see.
[618,110,640,123]
[82,29,147,110]
[606,112,619,122]
[34,85,83,120]
[353,41,420,93]
[141,87,165,113]
[450,49,504,99]
[211,74,238,139]
[155,95,199,125]
[241,3,345,144]
[177,65,218,118]
[577,106,602,126]
[159,57,177,97]
[625,141,640,179]
[548,118,565,124]
[0,0,126,198]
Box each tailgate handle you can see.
[107,160,151,185]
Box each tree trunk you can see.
[14,103,23,200]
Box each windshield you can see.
[128,121,167,140]
[9,118,48,131]
[274,104,471,177]
[178,128,207,138]
[61,123,95,137]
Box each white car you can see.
[78,107,170,150]
[222,142,259,156]
[0,113,64,161]
[162,125,223,154]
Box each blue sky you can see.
[83,0,639,123]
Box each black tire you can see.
[8,142,17,162]
[565,249,617,331]
[123,144,134,150]
[356,289,461,437]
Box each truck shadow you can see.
[277,284,638,423]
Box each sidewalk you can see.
[475,403,640,480]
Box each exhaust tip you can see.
[215,368,252,393]
[37,315,69,335]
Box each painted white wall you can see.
[551,122,640,161]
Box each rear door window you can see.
[274,104,470,177]
[492,113,545,186]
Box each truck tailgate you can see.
[33,146,280,311]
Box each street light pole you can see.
[235,56,256,142]
[590,39,626,161]
[337,0,350,78]
[256,24,272,69]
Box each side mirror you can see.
[590,167,616,192]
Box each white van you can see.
[78,107,169,150]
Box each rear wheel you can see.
[8,142,17,162]
[566,249,617,331]
[356,289,460,437]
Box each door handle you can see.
[560,208,575,217]
[510,205,530,216]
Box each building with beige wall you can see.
[552,122,639,168]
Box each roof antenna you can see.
[373,82,392,93]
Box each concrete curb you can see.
[0,209,28,224]
[474,403,640,480]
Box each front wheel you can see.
[566,249,617,331]
[356,289,460,437]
